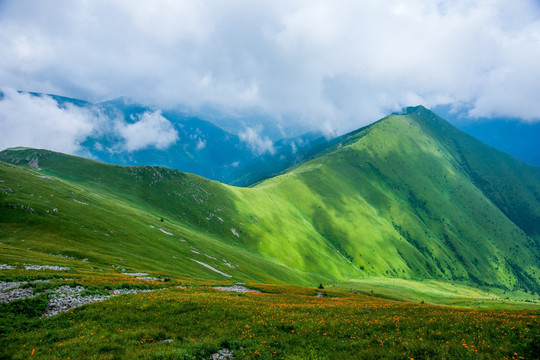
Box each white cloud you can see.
[1,0,540,134]
[239,126,275,155]
[195,137,207,151]
[0,88,101,154]
[116,111,179,152]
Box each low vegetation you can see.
[0,271,538,359]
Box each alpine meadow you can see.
[4,1,540,358]
[0,106,539,359]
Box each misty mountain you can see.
[3,91,327,186]
[1,106,538,294]
[2,91,539,186]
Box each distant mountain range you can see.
[2,91,539,189]
[1,106,538,295]
[433,106,540,167]
[17,92,327,186]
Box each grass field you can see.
[1,269,538,359]
[333,278,539,310]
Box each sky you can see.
[1,0,540,153]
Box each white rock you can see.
[213,285,260,293]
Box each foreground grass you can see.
[1,273,538,359]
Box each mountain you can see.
[1,106,539,295]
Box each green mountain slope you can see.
[1,106,539,295]
[255,107,540,292]
[0,149,354,285]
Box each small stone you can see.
[210,348,234,359]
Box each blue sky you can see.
[1,0,540,151]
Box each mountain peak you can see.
[403,104,429,113]
[392,105,430,117]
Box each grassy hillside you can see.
[255,106,540,293]
[1,107,539,297]
[0,150,358,286]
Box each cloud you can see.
[195,137,206,151]
[0,88,179,154]
[116,111,179,152]
[239,126,275,155]
[0,88,102,154]
[1,0,540,134]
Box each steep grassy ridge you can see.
[1,107,539,295]
[256,107,539,292]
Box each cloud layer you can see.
[0,88,98,154]
[1,0,540,134]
